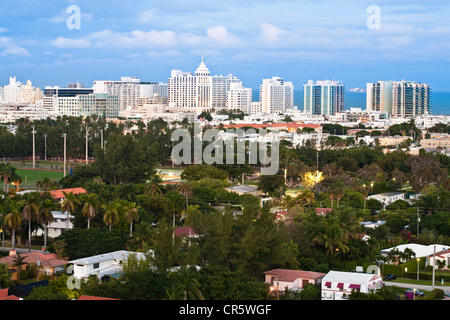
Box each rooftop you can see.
[263,269,326,282]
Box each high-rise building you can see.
[392,80,431,118]
[227,82,253,114]
[2,77,42,105]
[168,59,243,113]
[303,80,344,116]
[259,77,294,114]
[366,81,393,114]
[366,80,431,117]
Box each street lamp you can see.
[85,126,89,165]
[269,277,279,300]
[31,125,36,169]
[43,133,47,161]
[62,133,67,177]
[417,258,420,281]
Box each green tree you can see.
[22,192,40,251]
[166,267,204,300]
[124,202,140,237]
[4,200,23,250]
[102,201,121,231]
[80,193,99,229]
[37,198,55,250]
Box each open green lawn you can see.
[16,168,64,183]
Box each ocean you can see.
[253,90,450,115]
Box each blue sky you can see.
[1,0,450,91]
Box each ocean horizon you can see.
[253,90,450,116]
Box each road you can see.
[384,280,450,296]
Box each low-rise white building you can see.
[69,250,148,280]
[367,192,405,207]
[321,271,383,300]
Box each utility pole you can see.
[417,207,420,236]
[432,245,436,291]
[44,134,47,161]
[100,128,104,150]
[85,126,89,165]
[31,125,36,169]
[62,133,67,177]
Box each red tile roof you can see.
[174,226,197,238]
[263,269,326,282]
[0,251,68,268]
[50,187,87,199]
[0,289,19,300]
[315,208,334,215]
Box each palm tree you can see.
[22,193,40,252]
[102,201,121,231]
[165,191,185,230]
[81,193,99,229]
[176,182,191,209]
[37,198,55,251]
[166,267,204,300]
[0,163,16,193]
[124,202,140,237]
[61,191,80,230]
[4,200,23,251]
[13,253,26,281]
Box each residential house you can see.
[49,187,87,201]
[263,268,326,293]
[0,251,68,280]
[69,250,148,280]
[367,192,405,207]
[35,211,73,238]
[0,289,19,300]
[321,270,383,300]
[428,249,450,270]
[380,243,449,265]
[315,208,333,216]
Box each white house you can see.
[428,249,450,270]
[35,211,73,238]
[69,250,148,280]
[263,268,326,293]
[367,192,405,207]
[381,243,450,265]
[321,271,383,300]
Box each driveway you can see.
[384,281,450,296]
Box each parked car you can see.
[384,274,396,280]
[404,289,425,296]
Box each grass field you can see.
[16,168,64,184]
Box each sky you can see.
[0,0,450,91]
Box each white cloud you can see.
[0,37,30,56]
[259,23,285,43]
[136,9,159,24]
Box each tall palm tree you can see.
[124,202,140,237]
[102,201,121,231]
[22,193,40,252]
[0,163,16,193]
[176,182,191,209]
[37,198,55,251]
[81,193,99,229]
[61,191,80,231]
[166,267,204,300]
[4,200,23,250]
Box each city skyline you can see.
[0,1,449,91]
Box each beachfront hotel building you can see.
[303,80,344,116]
[366,80,431,118]
[168,58,244,113]
[259,77,294,114]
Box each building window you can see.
[93,263,99,269]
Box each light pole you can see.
[31,125,36,169]
[85,126,89,165]
[417,258,420,281]
[270,277,279,300]
[62,133,67,177]
[43,133,47,161]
